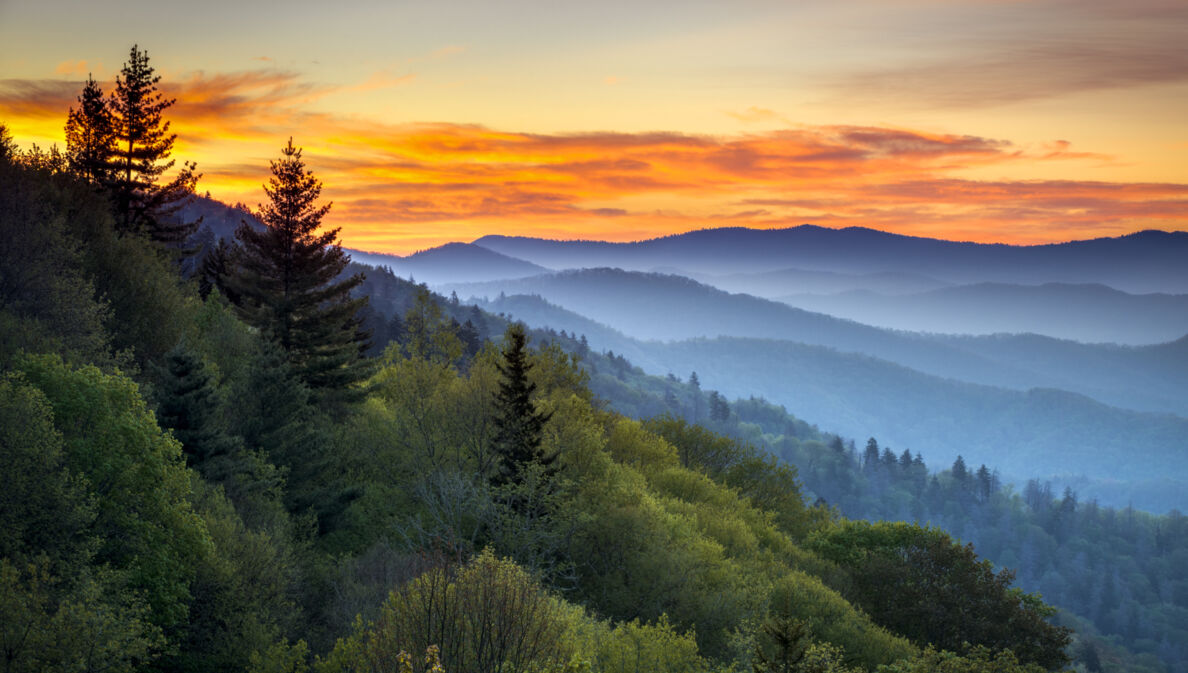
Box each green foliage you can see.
[0,150,114,368]
[153,342,241,465]
[578,615,706,673]
[324,549,579,673]
[15,353,213,630]
[402,286,464,366]
[764,571,915,668]
[0,371,165,671]
[168,477,301,673]
[251,640,311,673]
[0,375,94,568]
[808,521,1070,670]
[490,323,556,489]
[0,558,164,673]
[876,646,1049,673]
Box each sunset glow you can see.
[2,0,1185,254]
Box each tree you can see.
[808,521,1071,670]
[862,438,880,472]
[489,323,555,488]
[108,44,200,245]
[951,455,969,483]
[200,237,237,301]
[64,74,115,184]
[0,150,114,367]
[708,390,731,422]
[327,550,578,673]
[152,343,240,467]
[14,353,213,632]
[229,138,371,404]
[752,615,811,673]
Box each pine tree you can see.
[200,237,236,301]
[152,344,238,466]
[229,138,371,403]
[108,44,200,245]
[64,75,115,184]
[952,455,969,483]
[863,438,880,472]
[490,323,555,488]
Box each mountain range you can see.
[473,225,1188,294]
[777,282,1188,345]
[476,292,1188,511]
[450,269,1188,416]
[180,199,1187,509]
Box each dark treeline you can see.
[0,44,1137,673]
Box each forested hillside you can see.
[540,341,1188,673]
[2,72,1080,673]
[474,292,1188,512]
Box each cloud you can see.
[725,106,781,124]
[348,71,416,93]
[830,0,1188,108]
[430,45,466,59]
[0,79,80,118]
[54,60,91,76]
[2,65,1184,251]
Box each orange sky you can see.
[2,0,1186,254]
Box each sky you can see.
[1,0,1186,254]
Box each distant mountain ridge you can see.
[450,270,1188,416]
[478,293,1188,510]
[347,242,549,285]
[473,225,1188,293]
[778,282,1188,345]
[174,195,549,286]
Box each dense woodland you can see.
[561,345,1188,672]
[0,45,1180,673]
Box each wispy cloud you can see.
[54,60,92,76]
[725,106,783,124]
[830,0,1188,108]
[2,66,1185,252]
[430,45,466,59]
[346,70,416,93]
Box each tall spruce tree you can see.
[228,138,371,403]
[152,344,239,467]
[108,45,200,245]
[490,323,555,488]
[64,75,115,184]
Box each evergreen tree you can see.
[64,75,114,184]
[952,455,969,483]
[458,319,483,360]
[200,237,236,301]
[108,45,201,245]
[751,615,810,673]
[229,138,371,404]
[863,438,880,472]
[152,343,238,466]
[489,323,555,488]
[709,390,731,422]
